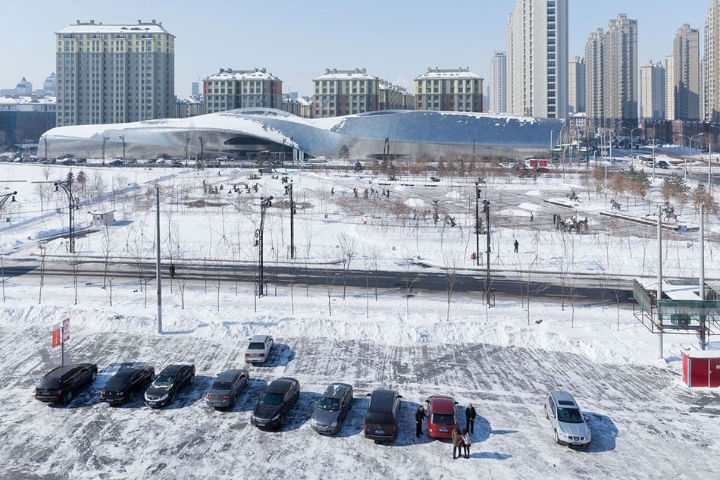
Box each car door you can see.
[130,371,144,392]
[232,372,243,395]
[265,337,273,357]
[340,389,350,420]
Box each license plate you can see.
[257,423,266,427]
[107,399,114,402]
[376,430,384,435]
[43,392,50,395]
[214,402,223,406]
[440,428,448,432]
[149,401,156,406]
[573,442,582,446]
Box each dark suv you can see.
[35,363,98,404]
[364,389,403,442]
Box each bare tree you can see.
[101,225,112,288]
[337,233,356,300]
[38,246,47,304]
[71,253,80,305]
[402,261,421,320]
[443,253,458,321]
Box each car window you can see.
[318,397,341,411]
[154,374,175,387]
[212,381,232,391]
[260,392,283,405]
[432,413,456,425]
[557,407,584,424]
[248,342,266,350]
[366,412,393,424]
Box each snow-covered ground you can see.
[0,162,719,479]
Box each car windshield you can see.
[211,381,232,391]
[260,392,283,405]
[318,397,341,411]
[248,342,266,350]
[37,379,60,389]
[432,413,456,425]
[365,412,393,425]
[557,407,584,424]
[153,374,175,387]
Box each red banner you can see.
[52,328,61,348]
[62,318,70,341]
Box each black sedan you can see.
[250,377,300,430]
[35,363,98,404]
[144,364,195,408]
[99,366,155,405]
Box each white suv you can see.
[544,391,592,447]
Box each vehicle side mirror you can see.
[454,401,459,405]
[366,393,372,397]
[397,395,403,399]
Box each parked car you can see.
[146,158,158,164]
[250,377,300,430]
[426,394,459,439]
[245,335,274,364]
[311,382,354,435]
[364,389,402,442]
[108,159,123,166]
[99,366,155,405]
[657,160,670,169]
[144,364,195,408]
[545,391,592,447]
[205,369,249,409]
[430,176,441,182]
[59,158,75,166]
[35,363,98,404]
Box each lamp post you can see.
[0,191,17,211]
[54,174,80,253]
[623,127,640,159]
[709,126,720,195]
[119,135,125,161]
[475,183,481,267]
[284,183,296,259]
[42,137,48,160]
[482,198,492,306]
[690,133,704,155]
[199,136,204,165]
[255,196,273,297]
[101,136,109,166]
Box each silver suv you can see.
[544,391,591,447]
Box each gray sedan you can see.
[205,369,249,409]
[311,382,354,434]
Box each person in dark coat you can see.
[514,239,519,253]
[465,403,476,434]
[452,427,464,459]
[169,263,176,278]
[461,428,471,458]
[415,405,428,437]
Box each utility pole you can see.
[156,186,162,334]
[101,136,109,166]
[255,196,273,296]
[285,183,296,259]
[119,135,126,161]
[483,199,492,305]
[475,184,481,267]
[54,174,79,253]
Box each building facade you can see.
[203,68,282,114]
[0,96,56,148]
[312,68,380,118]
[568,56,586,113]
[640,61,666,120]
[666,55,676,121]
[379,81,414,111]
[55,20,175,126]
[175,95,204,118]
[704,1,720,122]
[414,68,483,112]
[489,52,506,114]
[506,0,568,119]
[584,14,638,131]
[672,24,700,120]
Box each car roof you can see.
[427,395,456,412]
[266,377,298,393]
[113,368,143,378]
[550,390,579,408]
[160,364,192,375]
[368,389,399,412]
[249,334,271,342]
[216,369,246,381]
[45,363,94,379]
[322,383,352,398]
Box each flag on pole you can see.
[62,318,70,342]
[52,326,61,348]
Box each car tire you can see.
[170,392,176,405]
[544,405,548,420]
[232,394,238,408]
[189,375,195,385]
[91,370,97,381]
[63,390,73,404]
[129,392,135,402]
[554,430,561,445]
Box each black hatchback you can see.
[35,363,98,404]
[100,366,155,405]
[364,389,403,442]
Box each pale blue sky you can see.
[0,0,710,98]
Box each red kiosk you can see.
[682,350,720,388]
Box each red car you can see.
[426,395,459,439]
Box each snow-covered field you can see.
[0,161,719,479]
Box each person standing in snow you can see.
[465,403,476,434]
[415,405,428,437]
[461,428,472,458]
[452,427,464,459]
[514,239,519,253]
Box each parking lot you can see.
[1,327,718,479]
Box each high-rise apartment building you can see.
[672,24,700,120]
[55,20,175,126]
[568,56,586,113]
[489,52,506,114]
[203,68,282,114]
[666,55,676,121]
[414,67,483,112]
[506,0,568,119]
[584,14,638,131]
[640,60,666,120]
[704,1,720,122]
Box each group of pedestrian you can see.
[415,402,477,460]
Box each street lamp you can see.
[101,136,109,166]
[284,183,296,259]
[481,199,493,306]
[475,183,481,267]
[0,191,17,211]
[690,133,704,154]
[255,196,273,297]
[119,135,125,161]
[54,174,80,253]
[623,127,640,158]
